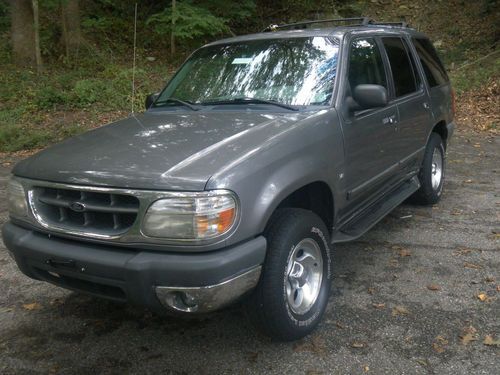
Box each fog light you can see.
[163,291,199,312]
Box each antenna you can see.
[131,3,138,113]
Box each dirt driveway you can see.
[0,129,498,375]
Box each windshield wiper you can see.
[153,98,200,111]
[200,97,299,111]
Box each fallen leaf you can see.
[477,293,488,302]
[464,179,473,183]
[399,248,411,257]
[483,335,500,347]
[415,358,428,367]
[372,303,385,309]
[22,302,42,311]
[432,335,448,353]
[392,306,409,316]
[306,370,324,375]
[427,284,441,291]
[496,285,500,292]
[464,262,482,270]
[351,341,365,348]
[460,326,478,345]
[363,365,370,372]
[335,321,345,329]
[367,287,376,295]
[453,247,473,256]
[293,335,326,355]
[485,276,495,282]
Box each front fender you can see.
[206,109,344,246]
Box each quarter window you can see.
[412,38,449,87]
[382,37,417,97]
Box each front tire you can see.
[412,133,446,205]
[248,208,332,341]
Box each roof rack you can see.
[370,21,408,28]
[263,17,409,32]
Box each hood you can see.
[14,110,313,190]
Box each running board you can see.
[332,177,420,243]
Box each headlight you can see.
[142,191,237,240]
[7,177,28,218]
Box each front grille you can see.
[32,187,140,236]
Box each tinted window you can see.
[347,38,387,93]
[382,37,417,97]
[404,39,422,90]
[412,38,449,87]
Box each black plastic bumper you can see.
[2,222,266,313]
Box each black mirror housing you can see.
[352,84,388,110]
[145,93,160,110]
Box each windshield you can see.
[155,36,339,108]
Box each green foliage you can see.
[73,78,110,107]
[0,124,54,152]
[35,86,69,110]
[147,2,229,41]
[449,54,500,95]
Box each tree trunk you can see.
[61,0,81,60]
[32,0,43,74]
[171,0,176,56]
[9,0,35,65]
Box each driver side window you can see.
[347,38,387,97]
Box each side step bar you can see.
[332,177,420,243]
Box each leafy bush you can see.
[73,78,111,107]
[147,2,229,42]
[35,86,69,109]
[0,125,54,152]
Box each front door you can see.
[339,37,399,217]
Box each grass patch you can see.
[0,125,54,152]
[449,52,500,95]
[0,58,167,153]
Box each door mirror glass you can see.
[352,84,388,109]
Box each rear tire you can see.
[247,208,332,341]
[412,133,446,205]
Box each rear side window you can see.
[382,37,417,97]
[347,38,387,91]
[412,38,449,87]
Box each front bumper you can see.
[2,222,266,313]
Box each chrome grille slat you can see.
[38,195,139,214]
[32,186,140,236]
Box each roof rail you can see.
[263,17,409,32]
[368,20,408,28]
[263,17,373,32]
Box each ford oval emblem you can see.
[69,202,86,212]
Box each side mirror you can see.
[352,84,388,110]
[145,93,160,110]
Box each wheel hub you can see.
[431,148,443,191]
[286,238,323,315]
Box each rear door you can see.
[338,37,399,215]
[380,36,432,173]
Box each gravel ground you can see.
[0,129,498,375]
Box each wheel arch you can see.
[265,181,335,236]
[430,120,448,149]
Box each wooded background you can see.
[0,0,498,152]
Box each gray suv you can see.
[3,18,454,341]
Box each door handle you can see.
[423,102,430,109]
[382,115,398,125]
